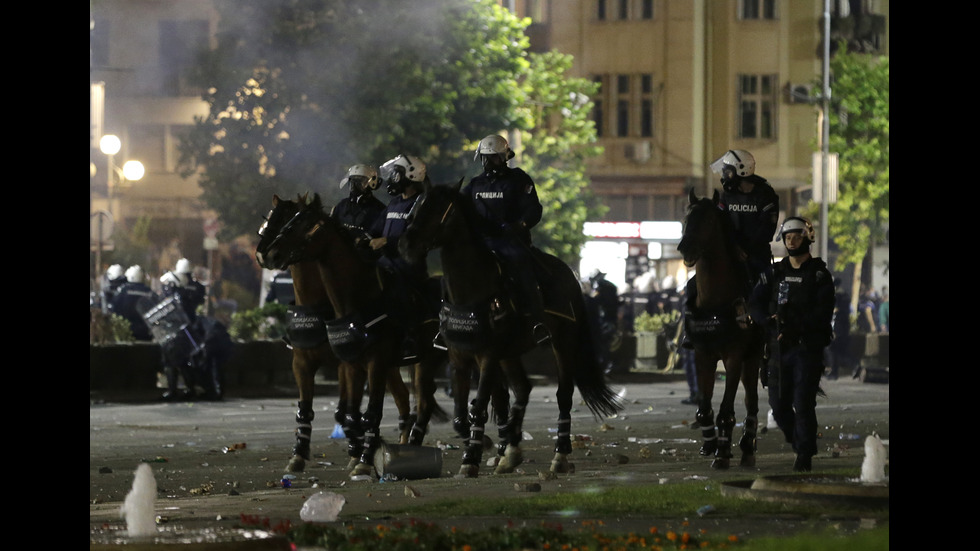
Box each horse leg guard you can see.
[739,414,758,466]
[550,414,573,473]
[356,411,381,470]
[343,412,364,462]
[696,407,717,456]
[398,413,417,445]
[408,423,426,447]
[459,410,488,477]
[287,401,314,473]
[711,411,736,470]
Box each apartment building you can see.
[90,0,888,291]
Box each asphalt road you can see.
[90,371,889,546]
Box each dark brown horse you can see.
[256,193,448,479]
[399,181,622,477]
[676,188,765,469]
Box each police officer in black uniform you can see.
[331,163,386,258]
[159,258,209,400]
[264,270,295,306]
[463,134,549,344]
[110,265,158,341]
[751,216,835,472]
[369,154,435,356]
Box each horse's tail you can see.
[429,400,451,423]
[566,273,623,420]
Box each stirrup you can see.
[532,323,551,345]
[432,332,448,351]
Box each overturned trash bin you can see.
[374,442,443,480]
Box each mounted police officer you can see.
[750,216,835,472]
[110,265,157,341]
[463,134,549,345]
[370,154,436,357]
[712,149,779,289]
[331,163,386,258]
[683,150,778,346]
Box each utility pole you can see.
[819,0,831,259]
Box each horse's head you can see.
[677,188,725,268]
[399,179,464,264]
[255,193,326,270]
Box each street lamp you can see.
[94,134,144,279]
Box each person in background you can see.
[877,288,889,334]
[463,134,549,345]
[159,258,209,401]
[264,270,295,306]
[751,216,835,472]
[825,277,851,380]
[100,264,126,314]
[110,265,158,342]
[856,285,877,334]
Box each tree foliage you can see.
[803,44,888,299]
[177,0,533,240]
[519,51,605,266]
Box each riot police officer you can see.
[712,149,780,289]
[110,265,157,341]
[370,154,435,356]
[463,134,549,344]
[751,216,835,472]
[159,258,208,400]
[100,264,126,314]
[331,163,386,256]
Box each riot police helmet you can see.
[380,154,427,196]
[125,265,144,283]
[339,164,380,192]
[106,264,124,281]
[474,134,515,172]
[710,149,757,191]
[778,216,815,256]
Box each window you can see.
[597,0,607,20]
[616,74,630,136]
[640,75,654,138]
[524,0,545,21]
[740,0,777,20]
[618,0,629,20]
[737,74,777,139]
[641,0,654,20]
[159,19,209,97]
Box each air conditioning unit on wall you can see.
[785,83,814,104]
[625,141,651,163]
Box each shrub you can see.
[229,302,289,341]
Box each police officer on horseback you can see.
[370,154,437,357]
[331,163,386,258]
[712,149,780,288]
[751,216,835,472]
[464,133,549,345]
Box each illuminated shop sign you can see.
[583,221,682,240]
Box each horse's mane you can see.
[303,194,372,268]
[431,184,495,250]
[685,194,746,262]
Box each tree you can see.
[803,44,888,310]
[177,0,533,240]
[519,51,606,266]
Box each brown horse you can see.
[255,194,427,474]
[676,188,765,469]
[256,193,448,479]
[399,181,622,477]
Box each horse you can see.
[399,180,622,477]
[255,194,422,473]
[257,193,449,479]
[676,188,765,469]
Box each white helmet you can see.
[160,271,181,287]
[380,154,427,195]
[778,216,815,243]
[473,134,515,162]
[339,164,380,190]
[175,258,192,274]
[125,265,144,283]
[106,264,124,280]
[709,149,756,178]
